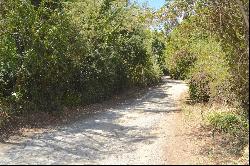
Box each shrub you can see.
[0,0,81,113]
[168,49,196,80]
[189,71,211,103]
[151,32,167,74]
[164,20,197,80]
[0,0,163,118]
[206,111,249,139]
[187,38,232,103]
[165,19,232,103]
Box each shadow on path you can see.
[0,76,184,164]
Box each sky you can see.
[132,0,166,10]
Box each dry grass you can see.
[180,101,249,165]
[0,85,151,141]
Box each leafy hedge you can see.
[164,18,232,104]
[206,111,249,144]
[0,0,162,117]
[164,0,249,113]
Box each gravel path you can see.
[0,77,188,165]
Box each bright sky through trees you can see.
[132,0,165,9]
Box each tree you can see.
[161,0,249,111]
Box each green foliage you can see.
[0,0,162,118]
[164,17,232,103]
[188,38,232,103]
[164,19,197,80]
[1,0,78,113]
[151,31,167,74]
[207,111,249,139]
[163,1,248,106]
[65,0,162,102]
[196,0,249,110]
[189,71,211,103]
[162,0,249,111]
[166,48,196,80]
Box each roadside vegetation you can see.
[0,0,248,163]
[160,0,249,162]
[0,0,165,128]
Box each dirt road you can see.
[0,77,188,165]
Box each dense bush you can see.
[151,32,167,74]
[164,18,232,103]
[207,111,249,139]
[189,71,211,103]
[0,0,79,113]
[66,0,162,102]
[166,49,196,80]
[164,20,197,80]
[188,38,232,104]
[197,0,249,111]
[162,0,249,115]
[0,0,162,118]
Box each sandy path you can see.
[0,76,188,165]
